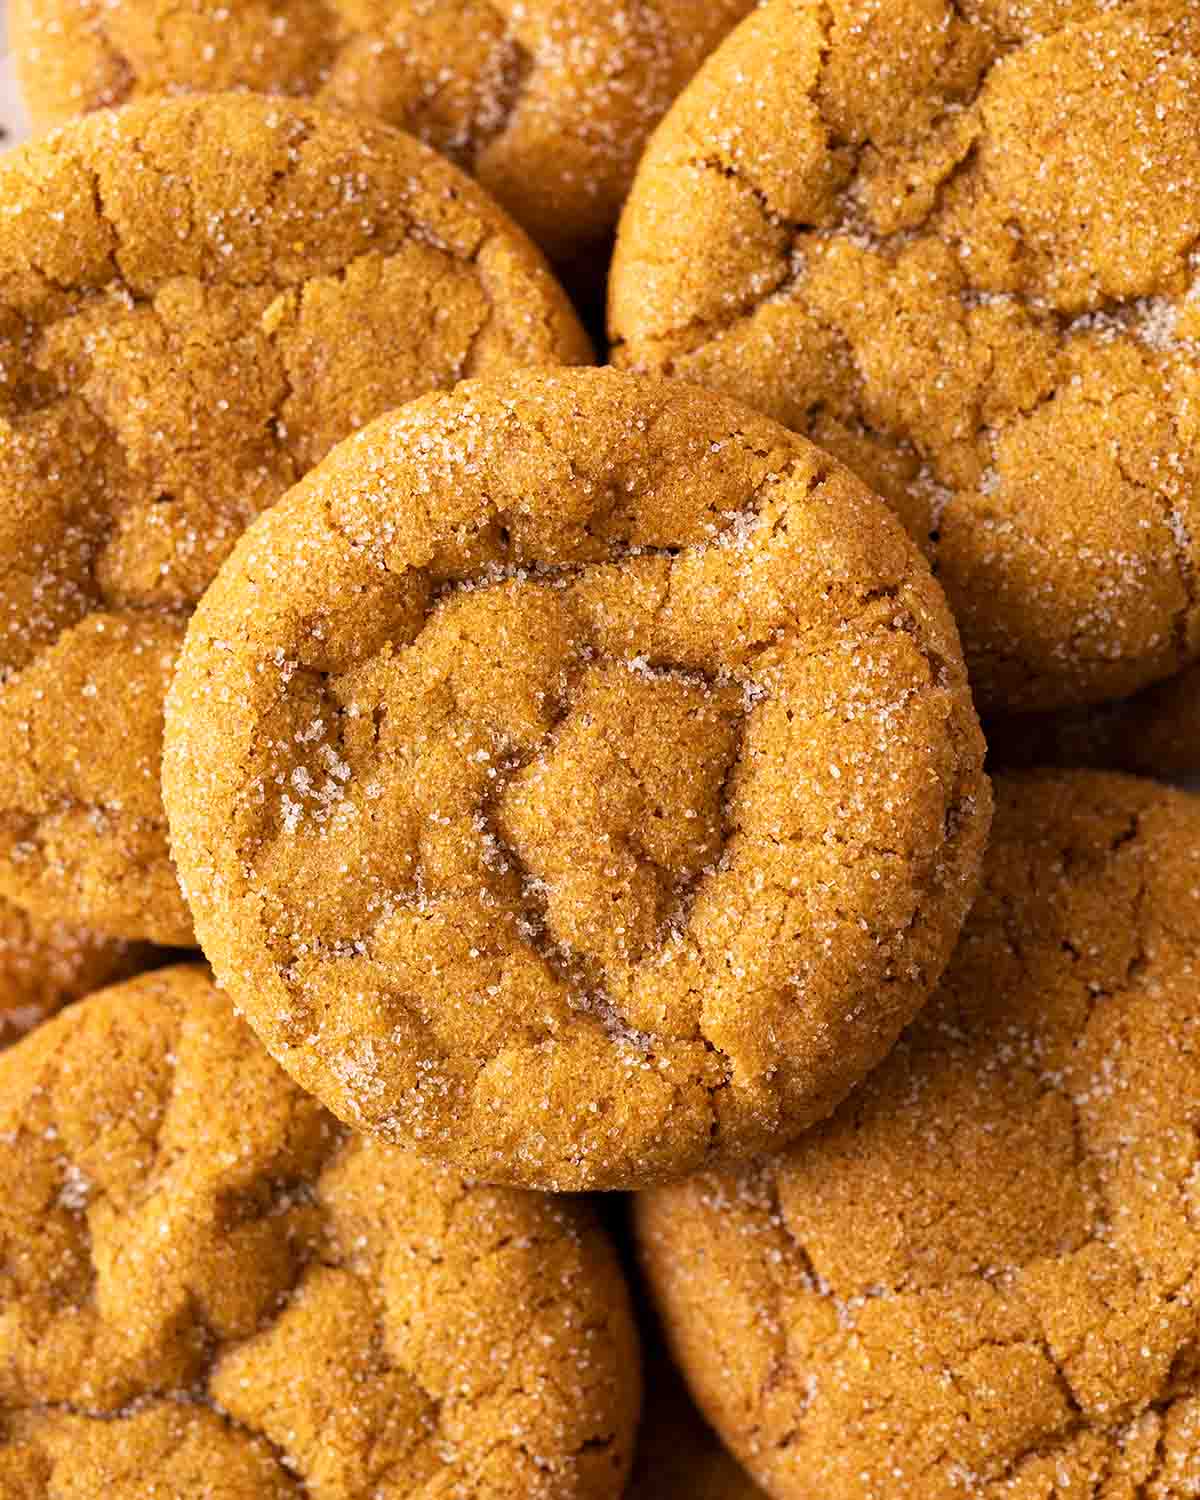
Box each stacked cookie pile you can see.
[1,3,1198,1496]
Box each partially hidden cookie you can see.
[11,0,756,266]
[0,895,151,1047]
[0,93,589,946]
[611,0,1200,714]
[163,366,991,1190]
[988,661,1200,780]
[636,770,1200,1500]
[629,1340,764,1500]
[0,964,640,1499]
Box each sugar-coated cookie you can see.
[0,93,588,945]
[10,0,755,264]
[637,770,1200,1500]
[0,964,640,1498]
[612,0,1200,713]
[164,366,990,1190]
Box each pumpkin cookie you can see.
[612,0,1200,713]
[988,662,1200,779]
[0,93,589,946]
[0,963,640,1498]
[636,770,1200,1500]
[11,0,756,266]
[163,366,990,1190]
[0,895,151,1047]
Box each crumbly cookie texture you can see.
[987,661,1200,779]
[0,894,151,1046]
[612,0,1200,714]
[637,770,1200,1500]
[0,964,640,1499]
[0,93,589,946]
[10,0,755,264]
[163,366,990,1191]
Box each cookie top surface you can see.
[11,0,756,263]
[163,365,990,1191]
[0,93,588,946]
[0,895,150,1047]
[611,0,1200,714]
[0,963,640,1498]
[636,769,1200,1500]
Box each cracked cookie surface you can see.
[10,0,756,265]
[0,963,640,1499]
[0,894,152,1047]
[636,769,1200,1500]
[611,0,1200,714]
[162,366,991,1190]
[0,93,589,946]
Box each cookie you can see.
[636,769,1200,1500]
[0,93,589,946]
[988,662,1200,779]
[629,1341,763,1500]
[0,895,151,1046]
[10,0,756,266]
[163,365,990,1190]
[611,0,1200,714]
[0,963,640,1498]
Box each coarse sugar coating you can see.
[636,769,1200,1500]
[10,0,756,266]
[0,963,640,1498]
[163,366,991,1191]
[0,92,589,947]
[0,894,151,1047]
[987,662,1200,780]
[611,0,1200,714]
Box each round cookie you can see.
[10,0,756,266]
[163,365,991,1191]
[0,895,151,1047]
[988,662,1200,780]
[611,0,1200,714]
[0,963,640,1499]
[636,769,1200,1500]
[0,93,589,946]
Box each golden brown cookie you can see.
[611,0,1200,714]
[0,895,151,1047]
[988,662,1200,779]
[163,366,991,1190]
[0,963,641,1498]
[636,769,1200,1500]
[0,93,589,947]
[10,0,756,265]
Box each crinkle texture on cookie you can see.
[987,661,1200,779]
[0,93,589,946]
[0,964,640,1499]
[163,366,990,1190]
[612,0,1200,713]
[0,894,152,1047]
[637,770,1200,1500]
[10,0,756,264]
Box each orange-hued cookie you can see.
[611,0,1200,714]
[0,93,589,947]
[0,895,150,1046]
[11,0,755,265]
[636,770,1200,1500]
[163,366,990,1191]
[988,661,1200,779]
[0,964,640,1498]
